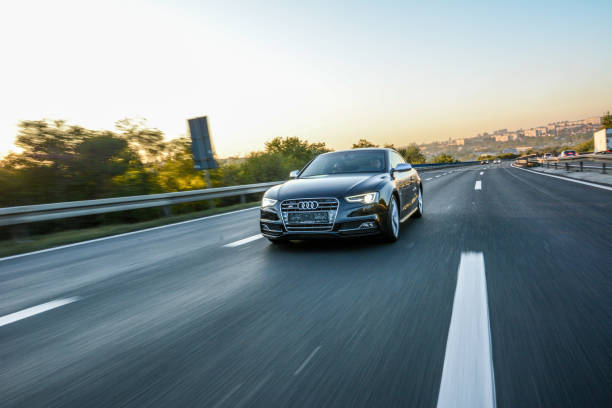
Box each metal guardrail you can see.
[0,181,283,227]
[413,161,480,171]
[0,160,482,227]
[514,153,611,174]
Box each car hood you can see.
[273,173,387,200]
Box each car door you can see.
[389,151,413,217]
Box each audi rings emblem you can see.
[298,201,319,210]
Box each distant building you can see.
[524,128,546,137]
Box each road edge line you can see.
[510,164,612,191]
[0,207,260,262]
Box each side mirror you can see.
[392,163,412,172]
[289,170,299,178]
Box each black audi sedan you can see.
[260,148,423,243]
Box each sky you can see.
[1,0,610,158]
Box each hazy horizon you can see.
[1,0,611,158]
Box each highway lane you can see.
[1,164,611,407]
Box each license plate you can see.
[288,211,329,224]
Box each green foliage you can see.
[0,120,333,236]
[352,139,378,148]
[432,153,457,163]
[477,152,518,160]
[398,144,425,164]
[601,111,612,129]
[574,139,594,153]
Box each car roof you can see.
[329,147,393,153]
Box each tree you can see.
[574,139,594,152]
[352,139,378,148]
[397,144,425,164]
[601,111,612,129]
[115,118,165,163]
[432,153,456,163]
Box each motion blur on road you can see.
[1,162,611,407]
[2,1,612,407]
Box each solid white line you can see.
[511,165,612,191]
[224,234,263,248]
[0,297,80,327]
[294,346,321,376]
[480,171,484,175]
[475,180,482,190]
[0,207,260,263]
[425,178,433,181]
[437,252,496,408]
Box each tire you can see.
[413,186,423,218]
[381,196,400,243]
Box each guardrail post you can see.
[565,162,569,172]
[554,162,557,170]
[240,194,246,204]
[579,161,583,172]
[162,205,172,217]
[603,163,607,174]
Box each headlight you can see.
[345,192,378,204]
[261,197,277,207]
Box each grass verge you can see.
[0,202,259,258]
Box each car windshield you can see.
[300,150,386,177]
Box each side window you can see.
[389,151,405,169]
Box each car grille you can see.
[280,198,339,232]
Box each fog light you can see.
[359,222,375,229]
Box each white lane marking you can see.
[511,165,612,191]
[0,297,80,327]
[443,173,448,175]
[435,175,441,178]
[224,234,263,247]
[437,252,496,408]
[425,178,433,181]
[0,207,260,263]
[475,180,482,190]
[294,346,321,376]
[480,171,484,175]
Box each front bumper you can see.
[259,201,386,240]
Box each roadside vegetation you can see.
[0,119,436,240]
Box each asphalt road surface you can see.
[1,163,611,407]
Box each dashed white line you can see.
[480,171,484,175]
[475,180,482,190]
[224,234,263,247]
[0,297,81,327]
[425,178,433,181]
[435,175,441,178]
[294,346,321,376]
[437,252,496,408]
